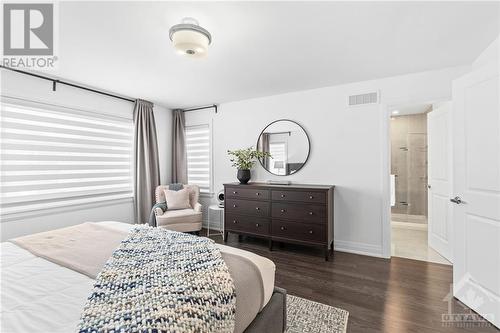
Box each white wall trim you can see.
[380,103,392,258]
[334,240,384,258]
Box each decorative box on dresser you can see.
[223,182,335,260]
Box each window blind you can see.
[0,102,134,216]
[269,142,287,175]
[186,124,211,194]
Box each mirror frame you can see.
[256,119,311,176]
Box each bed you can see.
[1,221,286,333]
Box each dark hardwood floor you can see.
[204,230,498,333]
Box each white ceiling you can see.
[53,1,499,108]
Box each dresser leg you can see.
[238,234,242,242]
[269,240,273,251]
[224,231,228,242]
[324,242,334,261]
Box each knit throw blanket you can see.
[77,226,236,333]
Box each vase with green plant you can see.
[227,147,271,184]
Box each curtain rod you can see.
[0,66,136,103]
[265,131,291,136]
[182,104,218,113]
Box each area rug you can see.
[286,295,349,333]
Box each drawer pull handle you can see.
[280,226,286,231]
[309,195,314,199]
[233,220,237,224]
[309,230,313,234]
[233,191,237,194]
[308,212,313,215]
[233,204,237,208]
[256,192,260,196]
[255,207,260,210]
[281,194,286,198]
[256,223,260,227]
[281,209,286,213]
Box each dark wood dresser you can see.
[223,182,334,260]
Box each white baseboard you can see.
[334,240,386,258]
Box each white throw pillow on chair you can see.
[164,188,191,210]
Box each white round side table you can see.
[207,204,224,239]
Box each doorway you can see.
[389,102,451,265]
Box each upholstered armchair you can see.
[154,184,203,233]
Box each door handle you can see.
[450,196,465,204]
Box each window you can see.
[186,124,211,194]
[269,142,287,175]
[0,101,134,216]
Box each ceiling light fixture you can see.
[392,110,400,115]
[169,17,212,58]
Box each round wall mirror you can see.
[256,119,310,176]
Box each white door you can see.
[427,102,453,262]
[452,61,500,328]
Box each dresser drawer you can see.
[226,199,270,217]
[272,203,326,224]
[226,187,270,200]
[272,220,326,243]
[225,214,270,236]
[271,190,326,204]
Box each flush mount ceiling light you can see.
[169,17,212,58]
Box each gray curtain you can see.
[260,133,271,169]
[133,99,160,224]
[172,109,187,183]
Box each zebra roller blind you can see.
[186,124,211,194]
[0,101,134,216]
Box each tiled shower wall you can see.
[391,113,428,220]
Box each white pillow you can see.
[164,188,191,210]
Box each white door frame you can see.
[381,99,451,259]
[381,103,392,258]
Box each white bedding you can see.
[1,222,275,333]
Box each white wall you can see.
[0,70,172,240]
[472,35,499,69]
[187,65,469,257]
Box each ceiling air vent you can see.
[348,91,379,106]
